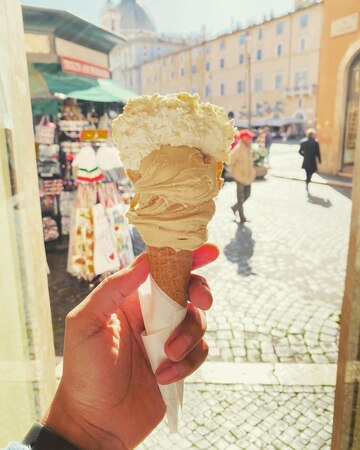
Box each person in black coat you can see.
[299,128,321,190]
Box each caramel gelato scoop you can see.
[113,93,235,306]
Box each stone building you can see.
[316,0,360,176]
[141,1,323,137]
[101,0,197,94]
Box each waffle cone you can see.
[147,246,192,307]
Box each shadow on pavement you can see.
[307,192,332,208]
[224,223,255,276]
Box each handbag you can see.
[35,115,56,145]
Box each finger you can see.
[188,274,213,311]
[78,253,149,322]
[155,340,209,385]
[164,303,207,361]
[192,243,219,270]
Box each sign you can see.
[80,129,109,142]
[61,57,110,79]
[331,13,359,38]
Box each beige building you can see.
[142,1,323,135]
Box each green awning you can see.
[31,99,60,115]
[30,63,136,103]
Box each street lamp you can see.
[245,31,252,128]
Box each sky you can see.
[21,0,295,37]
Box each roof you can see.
[115,0,156,33]
[22,5,125,54]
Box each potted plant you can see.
[251,144,268,178]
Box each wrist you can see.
[42,384,119,450]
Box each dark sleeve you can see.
[316,142,321,163]
[299,143,304,156]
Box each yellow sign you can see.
[80,129,109,141]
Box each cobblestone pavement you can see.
[139,384,334,450]
[199,160,351,365]
[48,144,352,448]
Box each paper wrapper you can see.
[139,275,187,432]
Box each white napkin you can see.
[139,276,187,433]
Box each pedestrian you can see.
[264,127,273,166]
[5,245,217,450]
[298,128,321,190]
[230,129,256,222]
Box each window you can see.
[299,37,307,52]
[239,33,246,45]
[192,86,197,94]
[205,85,210,98]
[297,98,303,108]
[162,59,166,66]
[192,64,197,74]
[220,58,225,68]
[276,43,283,57]
[171,71,174,79]
[299,13,309,28]
[170,56,174,64]
[239,54,244,64]
[276,21,284,34]
[294,68,308,89]
[258,27,264,40]
[220,40,225,50]
[274,73,283,90]
[154,74,157,82]
[256,49,263,61]
[205,62,210,71]
[205,45,211,54]
[275,100,283,112]
[237,79,246,93]
[256,102,262,114]
[254,76,263,92]
[220,83,225,96]
[180,67,185,77]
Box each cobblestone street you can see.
[48,144,352,449]
[139,143,352,448]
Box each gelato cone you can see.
[147,246,192,308]
[112,93,235,429]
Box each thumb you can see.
[79,253,149,323]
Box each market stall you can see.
[23,5,140,284]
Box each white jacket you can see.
[229,142,256,185]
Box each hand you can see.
[42,244,219,450]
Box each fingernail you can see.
[156,364,178,383]
[167,334,193,360]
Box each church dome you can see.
[116,0,156,34]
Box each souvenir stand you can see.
[34,102,135,284]
[66,129,134,283]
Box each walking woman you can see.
[299,128,321,190]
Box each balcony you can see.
[285,85,314,96]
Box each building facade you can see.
[141,1,323,135]
[101,0,198,94]
[316,0,360,175]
